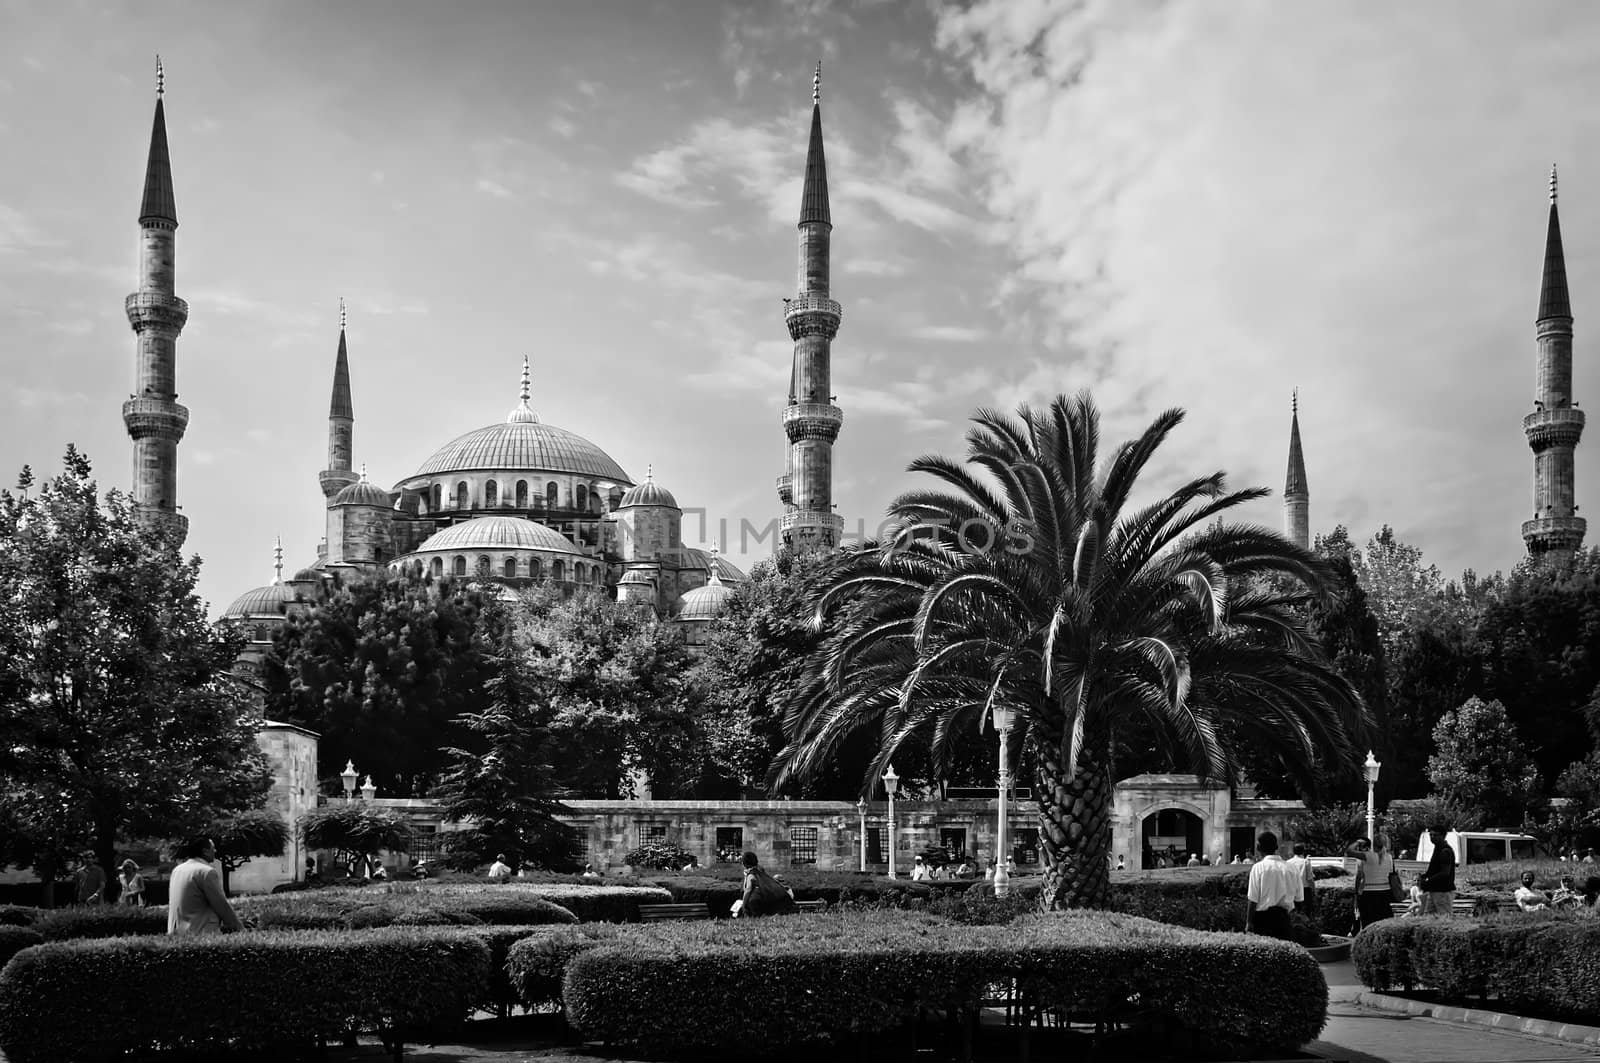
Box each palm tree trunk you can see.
[1034,742,1113,910]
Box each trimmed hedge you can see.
[0,905,38,927]
[1352,912,1600,1021]
[31,905,167,941]
[560,910,1326,1057]
[0,926,43,966]
[506,924,626,1008]
[403,883,669,923]
[0,927,492,1063]
[237,888,580,931]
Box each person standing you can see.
[1417,827,1456,915]
[73,852,105,905]
[1285,843,1318,916]
[117,859,146,907]
[167,837,242,935]
[1245,832,1303,940]
[1348,834,1395,929]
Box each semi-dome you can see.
[677,577,736,622]
[618,569,655,585]
[415,515,582,556]
[618,464,677,509]
[685,547,747,583]
[223,583,295,619]
[332,480,391,508]
[405,362,632,484]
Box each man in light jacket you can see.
[167,836,243,935]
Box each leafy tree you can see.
[1381,619,1480,799]
[622,841,696,870]
[0,448,269,904]
[1285,803,1369,855]
[207,809,290,894]
[434,629,577,871]
[261,572,506,796]
[514,588,703,797]
[773,394,1367,910]
[1380,796,1483,855]
[1426,696,1542,827]
[299,804,410,878]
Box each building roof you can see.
[1539,183,1571,321]
[1285,393,1308,498]
[619,465,678,509]
[140,93,177,227]
[414,515,582,556]
[799,101,830,227]
[684,547,747,583]
[223,582,295,619]
[676,577,736,621]
[408,420,631,483]
[332,479,391,507]
[330,324,353,420]
[619,569,655,585]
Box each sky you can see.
[2,0,1598,614]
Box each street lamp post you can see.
[992,703,1017,898]
[1363,751,1382,843]
[340,760,358,805]
[882,765,899,879]
[856,797,868,872]
[361,775,378,802]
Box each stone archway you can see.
[1111,774,1231,871]
[1141,807,1205,868]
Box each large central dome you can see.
[411,420,631,482]
[404,358,632,484]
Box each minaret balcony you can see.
[776,473,793,505]
[783,402,844,443]
[784,293,842,339]
[121,397,189,442]
[319,469,360,498]
[1523,406,1585,450]
[781,509,845,540]
[1522,515,1586,550]
[124,292,189,332]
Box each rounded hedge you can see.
[30,906,167,941]
[0,927,492,1063]
[0,926,43,967]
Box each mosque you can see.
[116,62,850,665]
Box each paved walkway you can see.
[1311,960,1600,1062]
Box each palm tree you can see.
[771,393,1368,909]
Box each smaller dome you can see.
[223,583,295,619]
[619,569,655,585]
[685,547,747,583]
[618,464,677,510]
[332,480,391,508]
[677,578,736,622]
[415,515,581,555]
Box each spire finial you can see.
[520,355,530,404]
[359,463,368,483]
[339,296,347,330]
[273,536,284,584]
[156,55,164,97]
[1292,388,1298,416]
[646,462,654,483]
[1551,163,1559,205]
[812,60,821,103]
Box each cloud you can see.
[548,115,577,139]
[0,204,58,253]
[475,178,515,200]
[615,118,792,217]
[16,386,92,409]
[844,257,908,277]
[909,324,987,343]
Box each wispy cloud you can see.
[909,324,987,343]
[475,178,515,200]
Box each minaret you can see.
[122,57,191,544]
[778,62,845,549]
[1523,164,1586,562]
[319,299,358,500]
[1284,391,1310,549]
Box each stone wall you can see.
[231,722,320,894]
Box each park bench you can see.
[638,902,711,922]
[793,899,826,913]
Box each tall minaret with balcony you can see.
[319,299,359,502]
[1284,391,1310,549]
[777,63,845,549]
[122,58,191,544]
[1523,165,1586,563]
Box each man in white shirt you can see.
[1245,831,1303,940]
[167,836,243,935]
[486,854,512,882]
[1284,842,1318,916]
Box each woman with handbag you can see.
[117,859,145,907]
[1349,834,1398,929]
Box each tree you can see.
[0,448,269,904]
[261,572,506,796]
[207,809,290,895]
[1426,696,1542,828]
[773,394,1367,909]
[1285,803,1369,855]
[434,629,577,871]
[514,588,703,798]
[299,804,411,878]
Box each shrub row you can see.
[30,905,168,941]
[1352,912,1600,1021]
[0,927,492,1063]
[554,910,1327,1058]
[235,888,579,931]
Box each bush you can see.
[621,842,697,871]
[0,927,491,1063]
[31,906,167,941]
[506,923,626,1008]
[0,906,38,927]
[559,910,1325,1057]
[237,887,579,930]
[0,926,43,967]
[1353,912,1600,1021]
[456,924,572,1014]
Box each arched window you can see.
[546,482,559,509]
[502,557,517,578]
[516,480,528,508]
[452,555,467,576]
[485,480,498,507]
[430,557,443,577]
[608,486,623,511]
[552,559,566,582]
[477,555,492,577]
[591,487,603,514]
[529,557,542,580]
[431,484,442,512]
[455,482,469,510]
[576,484,588,512]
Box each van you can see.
[1415,830,1540,866]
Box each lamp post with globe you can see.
[1363,751,1382,844]
[991,702,1017,898]
[856,797,868,872]
[882,764,899,879]
[340,760,358,805]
